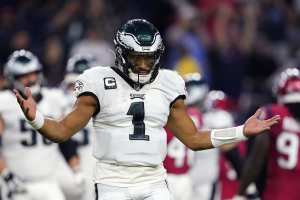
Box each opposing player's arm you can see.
[237,134,270,195]
[223,147,244,178]
[14,88,96,143]
[166,99,280,151]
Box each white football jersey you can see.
[0,88,67,181]
[74,67,186,167]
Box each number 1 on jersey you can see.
[127,102,149,141]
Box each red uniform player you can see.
[262,104,300,200]
[236,68,300,200]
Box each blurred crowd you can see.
[1,0,300,199]
[1,0,300,115]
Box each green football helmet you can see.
[114,19,165,87]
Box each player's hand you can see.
[1,169,27,198]
[13,87,37,121]
[243,108,280,137]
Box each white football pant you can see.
[95,181,174,200]
[167,174,193,200]
[192,182,219,200]
[25,180,65,200]
[53,154,85,200]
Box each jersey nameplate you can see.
[104,77,117,89]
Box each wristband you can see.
[236,125,247,140]
[211,125,247,147]
[27,110,45,130]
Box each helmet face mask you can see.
[127,52,156,73]
[114,19,164,87]
[126,52,159,84]
[15,71,41,89]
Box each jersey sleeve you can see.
[73,72,98,97]
[163,70,187,107]
[73,69,101,116]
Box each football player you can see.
[0,53,83,199]
[14,19,279,200]
[190,90,236,200]
[0,50,66,200]
[164,72,208,200]
[61,54,97,200]
[203,91,258,200]
[236,67,300,200]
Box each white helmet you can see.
[275,67,300,104]
[4,49,42,97]
[63,54,97,86]
[183,72,209,106]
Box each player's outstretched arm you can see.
[166,99,211,150]
[14,87,96,143]
[166,99,280,150]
